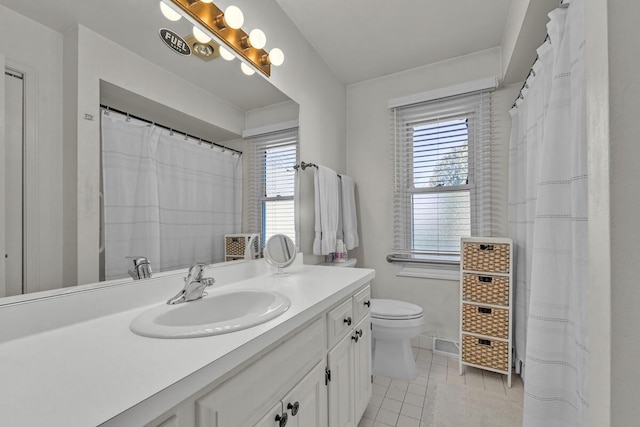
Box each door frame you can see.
[3,60,39,295]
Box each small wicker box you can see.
[224,234,260,260]
[461,334,509,372]
[461,304,509,339]
[462,242,510,273]
[462,273,509,306]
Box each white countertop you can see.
[0,260,374,426]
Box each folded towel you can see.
[313,165,340,255]
[340,175,359,250]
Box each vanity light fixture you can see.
[158,0,284,77]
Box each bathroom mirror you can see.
[264,234,297,274]
[0,0,299,302]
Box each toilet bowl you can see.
[370,299,424,380]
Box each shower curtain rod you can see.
[511,0,570,109]
[99,104,243,156]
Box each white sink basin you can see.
[130,289,291,338]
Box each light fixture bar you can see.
[165,0,271,77]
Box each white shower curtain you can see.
[101,111,242,279]
[509,1,589,426]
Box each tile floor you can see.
[358,348,524,427]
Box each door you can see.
[353,314,372,421]
[328,332,356,427]
[4,68,24,296]
[282,361,328,427]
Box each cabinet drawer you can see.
[327,299,354,348]
[461,304,509,339]
[461,334,509,372]
[462,273,509,306]
[462,242,510,273]
[196,317,324,427]
[352,285,371,323]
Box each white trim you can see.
[242,120,299,138]
[395,264,460,281]
[0,55,6,297]
[8,61,40,294]
[388,76,498,109]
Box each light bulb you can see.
[241,62,255,76]
[249,29,266,49]
[224,5,244,29]
[219,46,235,61]
[192,26,211,43]
[160,1,182,21]
[200,0,214,3]
[268,48,284,66]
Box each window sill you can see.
[394,263,460,281]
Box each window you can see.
[248,128,298,247]
[391,90,491,269]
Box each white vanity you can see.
[0,257,374,426]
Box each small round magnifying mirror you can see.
[264,234,296,275]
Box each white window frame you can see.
[247,127,298,248]
[390,85,494,280]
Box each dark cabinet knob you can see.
[356,329,363,338]
[275,413,288,427]
[287,401,300,416]
[352,334,359,343]
[344,317,352,326]
[364,300,370,307]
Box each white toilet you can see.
[370,299,424,380]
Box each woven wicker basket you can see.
[225,236,247,256]
[461,304,509,339]
[462,273,509,306]
[462,242,510,273]
[461,334,509,372]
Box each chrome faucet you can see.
[167,263,215,305]
[127,256,152,280]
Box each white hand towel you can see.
[313,165,340,255]
[340,175,359,250]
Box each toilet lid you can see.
[370,299,423,320]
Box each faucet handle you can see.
[185,263,207,282]
[201,277,215,287]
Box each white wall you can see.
[0,6,64,293]
[346,48,512,342]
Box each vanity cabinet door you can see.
[353,314,372,421]
[327,332,356,427]
[282,362,328,427]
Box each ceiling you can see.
[0,0,291,112]
[1,0,520,101]
[276,0,514,84]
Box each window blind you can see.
[391,90,491,261]
[247,128,298,246]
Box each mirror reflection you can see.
[0,1,299,300]
[264,234,297,273]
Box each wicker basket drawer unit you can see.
[461,304,509,339]
[462,242,510,273]
[459,237,513,387]
[461,334,509,372]
[462,273,509,306]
